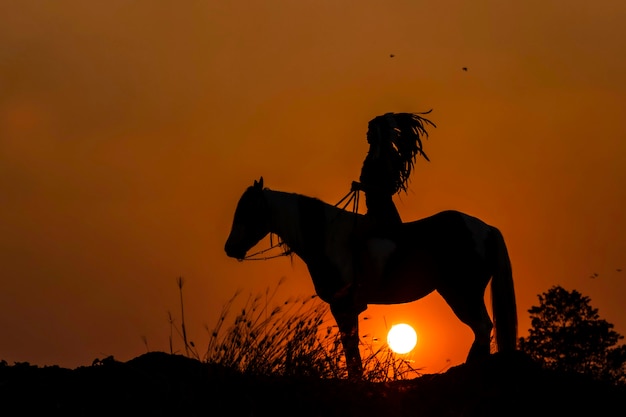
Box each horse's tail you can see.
[489,226,518,353]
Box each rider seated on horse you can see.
[341,111,435,303]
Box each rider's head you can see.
[367,113,398,147]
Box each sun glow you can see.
[387,323,418,354]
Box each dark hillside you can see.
[1,351,623,417]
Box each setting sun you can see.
[387,323,418,354]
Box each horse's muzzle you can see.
[224,242,246,261]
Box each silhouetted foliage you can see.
[167,279,421,382]
[519,285,626,384]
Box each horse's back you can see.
[399,210,484,245]
[392,210,496,279]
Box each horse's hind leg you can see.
[439,287,493,363]
[330,301,363,379]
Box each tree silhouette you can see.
[519,285,626,384]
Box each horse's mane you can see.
[264,188,355,258]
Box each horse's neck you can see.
[264,189,305,251]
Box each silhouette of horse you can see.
[225,177,518,378]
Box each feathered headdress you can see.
[368,110,436,194]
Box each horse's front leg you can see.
[330,301,362,379]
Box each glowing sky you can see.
[1,1,625,372]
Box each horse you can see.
[224,177,518,378]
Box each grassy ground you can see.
[2,282,624,416]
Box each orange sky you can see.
[1,1,625,372]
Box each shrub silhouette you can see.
[519,285,626,384]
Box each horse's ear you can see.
[254,177,264,189]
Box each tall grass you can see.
[204,284,345,378]
[169,278,422,382]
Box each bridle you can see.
[239,188,291,261]
[240,232,292,261]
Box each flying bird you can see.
[390,54,395,58]
[462,67,468,72]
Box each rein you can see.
[240,233,292,261]
[241,188,361,261]
[334,189,361,214]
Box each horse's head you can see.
[224,177,271,260]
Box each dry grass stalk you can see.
[199,280,422,381]
[169,278,424,381]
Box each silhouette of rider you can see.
[337,112,435,307]
[352,112,435,236]
[352,114,403,234]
